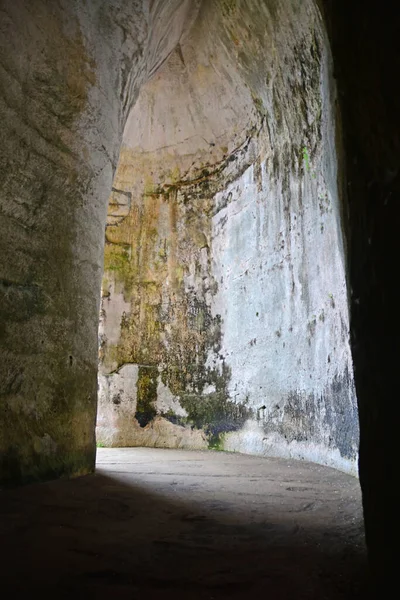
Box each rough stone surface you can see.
[320,0,399,586]
[0,448,367,598]
[97,0,359,474]
[0,0,199,483]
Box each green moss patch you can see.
[135,366,158,427]
[180,391,251,449]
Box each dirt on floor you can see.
[0,448,368,599]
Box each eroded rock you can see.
[97,0,359,474]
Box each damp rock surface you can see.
[97,0,359,474]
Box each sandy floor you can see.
[0,448,368,599]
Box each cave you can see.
[0,0,395,596]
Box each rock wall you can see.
[1,0,394,583]
[0,0,198,484]
[97,0,359,474]
[321,0,399,584]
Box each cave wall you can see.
[97,0,359,474]
[0,0,198,484]
[0,0,392,584]
[321,0,399,584]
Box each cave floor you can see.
[0,448,367,599]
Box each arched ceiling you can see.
[116,0,324,202]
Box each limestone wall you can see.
[97,0,359,474]
[0,0,197,483]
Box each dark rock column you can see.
[0,0,129,483]
[323,0,399,586]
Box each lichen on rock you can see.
[96,0,359,474]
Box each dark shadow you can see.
[0,461,368,599]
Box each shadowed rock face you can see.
[97,0,359,475]
[321,0,399,586]
[0,0,199,483]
